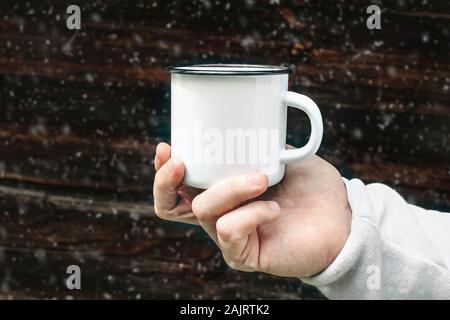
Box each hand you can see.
[153,142,351,277]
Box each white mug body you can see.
[171,73,287,188]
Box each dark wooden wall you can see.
[0,0,448,299]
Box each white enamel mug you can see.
[169,64,323,189]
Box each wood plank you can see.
[0,185,323,299]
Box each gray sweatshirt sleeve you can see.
[301,178,450,299]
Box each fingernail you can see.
[246,172,267,187]
[267,201,280,211]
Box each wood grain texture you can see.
[0,185,322,299]
[0,0,449,299]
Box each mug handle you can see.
[280,91,323,164]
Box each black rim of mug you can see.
[167,64,291,75]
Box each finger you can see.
[285,144,295,150]
[216,201,281,270]
[191,172,268,247]
[153,156,185,218]
[192,172,268,221]
[217,201,281,242]
[154,142,171,171]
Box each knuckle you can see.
[224,256,254,272]
[223,254,244,271]
[226,259,240,270]
[191,196,207,219]
[216,219,233,242]
[245,258,259,271]
[153,203,167,220]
